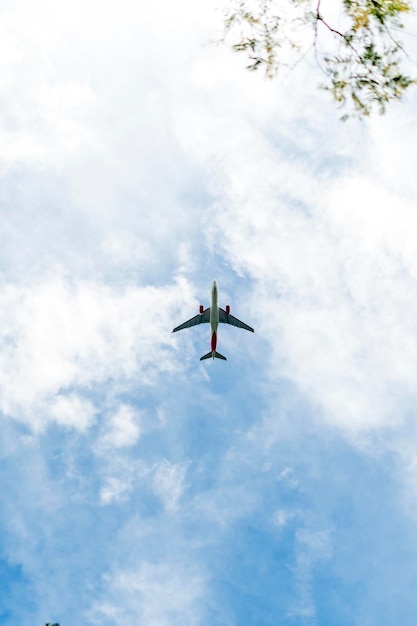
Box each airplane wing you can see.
[219,308,254,332]
[172,308,210,332]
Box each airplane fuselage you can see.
[210,280,219,355]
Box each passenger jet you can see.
[172,280,254,361]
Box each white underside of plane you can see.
[172,280,254,361]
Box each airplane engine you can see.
[226,305,230,315]
[199,305,204,314]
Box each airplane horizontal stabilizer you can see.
[200,351,227,361]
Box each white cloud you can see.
[152,459,188,512]
[89,562,206,626]
[100,476,133,505]
[0,273,194,429]
[49,393,96,431]
[273,509,293,529]
[98,404,141,449]
[0,0,219,287]
[97,456,151,505]
[1,0,417,623]
[287,527,332,622]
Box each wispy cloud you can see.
[0,274,195,429]
[1,1,417,625]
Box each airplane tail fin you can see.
[200,351,227,361]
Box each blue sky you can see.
[1,1,417,624]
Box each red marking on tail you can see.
[211,330,217,352]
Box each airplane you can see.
[172,280,254,361]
